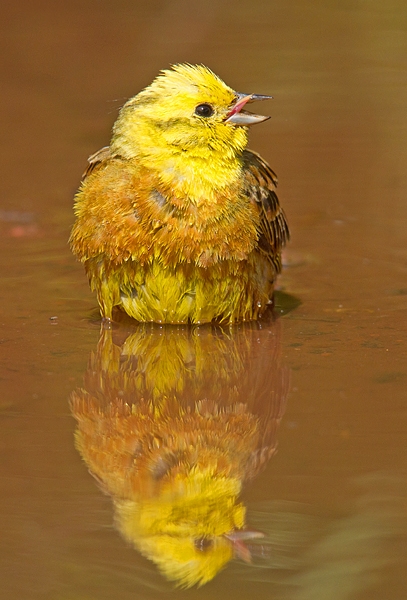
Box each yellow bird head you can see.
[110,64,272,192]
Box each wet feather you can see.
[70,64,289,323]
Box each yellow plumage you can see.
[70,64,289,323]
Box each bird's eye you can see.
[194,103,214,118]
[194,537,214,552]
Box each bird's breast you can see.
[71,159,260,268]
[134,182,259,267]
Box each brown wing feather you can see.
[242,149,290,273]
[82,146,113,179]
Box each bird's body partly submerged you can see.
[70,64,289,324]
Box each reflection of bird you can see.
[73,394,263,587]
[71,321,288,587]
[70,64,289,324]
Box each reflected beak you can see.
[225,92,273,126]
[224,529,265,563]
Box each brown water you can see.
[1,1,407,598]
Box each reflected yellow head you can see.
[115,468,245,588]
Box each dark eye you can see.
[194,103,214,118]
[194,537,214,552]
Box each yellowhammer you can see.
[70,64,289,324]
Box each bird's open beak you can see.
[223,529,265,563]
[225,93,273,126]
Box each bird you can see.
[70,64,289,324]
[71,319,288,587]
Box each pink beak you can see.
[225,93,273,126]
[224,529,265,563]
